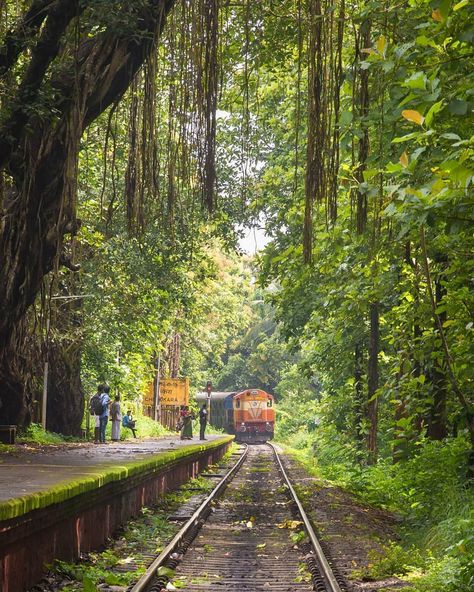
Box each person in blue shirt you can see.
[99,385,111,443]
[122,410,137,438]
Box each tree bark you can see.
[47,338,84,436]
[367,301,379,464]
[355,18,371,234]
[426,272,448,440]
[45,273,84,436]
[354,341,365,449]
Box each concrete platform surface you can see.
[0,435,227,505]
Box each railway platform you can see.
[0,435,233,592]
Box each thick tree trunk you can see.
[47,341,84,436]
[0,118,80,424]
[45,276,84,436]
[0,351,32,426]
[367,302,379,464]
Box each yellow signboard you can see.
[159,378,189,406]
[143,382,154,406]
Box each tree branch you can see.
[0,0,53,78]
[82,0,176,128]
[0,0,82,169]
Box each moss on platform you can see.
[0,436,233,521]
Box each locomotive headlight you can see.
[240,422,246,432]
[266,422,272,430]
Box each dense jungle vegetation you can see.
[0,0,472,590]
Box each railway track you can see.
[129,444,346,592]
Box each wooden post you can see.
[153,353,161,422]
[41,317,51,430]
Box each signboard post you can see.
[205,381,212,424]
[153,353,161,422]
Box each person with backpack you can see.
[89,384,104,444]
[99,385,111,443]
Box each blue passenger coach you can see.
[195,391,236,433]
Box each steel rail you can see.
[269,442,343,592]
[130,443,248,592]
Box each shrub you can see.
[17,423,66,445]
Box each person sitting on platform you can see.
[122,410,137,438]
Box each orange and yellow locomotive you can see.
[233,388,275,443]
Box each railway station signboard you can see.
[159,378,189,406]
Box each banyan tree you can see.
[0,0,222,427]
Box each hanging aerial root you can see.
[304,0,345,262]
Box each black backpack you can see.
[90,393,103,415]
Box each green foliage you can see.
[358,535,473,592]
[357,541,426,580]
[126,415,170,439]
[404,554,470,592]
[17,424,68,445]
[281,434,473,592]
[2,1,472,590]
[352,437,472,522]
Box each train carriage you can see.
[195,391,236,433]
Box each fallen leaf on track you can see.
[276,520,303,529]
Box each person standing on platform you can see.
[181,406,194,440]
[89,384,103,443]
[99,385,111,443]
[111,394,122,441]
[199,403,208,440]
